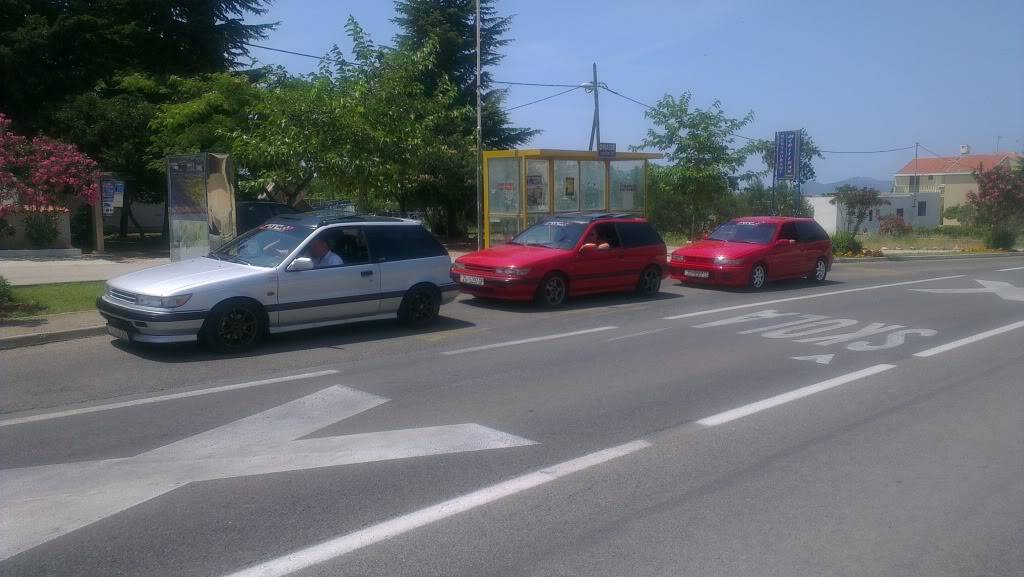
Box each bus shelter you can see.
[483,149,662,247]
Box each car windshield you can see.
[209,223,310,268]
[509,220,587,250]
[707,221,778,244]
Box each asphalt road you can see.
[2,256,1023,577]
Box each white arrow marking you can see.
[0,386,535,560]
[912,279,1024,302]
[791,354,835,365]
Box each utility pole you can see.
[588,63,601,150]
[475,0,483,250]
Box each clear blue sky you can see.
[247,0,1024,182]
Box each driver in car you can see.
[583,229,610,250]
[309,237,343,268]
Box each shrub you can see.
[23,212,60,248]
[983,228,1018,250]
[0,275,13,305]
[878,215,912,236]
[831,232,862,254]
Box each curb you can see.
[835,252,1024,264]
[0,325,107,351]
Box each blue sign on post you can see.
[774,131,801,181]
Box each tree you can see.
[829,185,888,234]
[966,162,1024,230]
[1,113,99,218]
[634,91,756,237]
[0,0,276,132]
[749,128,824,185]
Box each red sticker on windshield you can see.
[260,224,296,232]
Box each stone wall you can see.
[0,212,73,250]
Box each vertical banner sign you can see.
[774,131,801,181]
[100,178,126,216]
[166,154,209,261]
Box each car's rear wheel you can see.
[811,257,828,283]
[749,263,767,290]
[636,265,662,297]
[535,273,568,308]
[202,299,265,353]
[398,285,440,328]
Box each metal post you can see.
[475,0,483,250]
[912,141,918,227]
[589,63,601,150]
[770,132,777,215]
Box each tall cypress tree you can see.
[392,0,536,148]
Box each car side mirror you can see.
[579,242,598,254]
[287,257,314,271]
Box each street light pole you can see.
[475,0,483,250]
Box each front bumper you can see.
[450,270,538,301]
[667,261,750,286]
[96,297,206,343]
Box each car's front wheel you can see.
[749,263,768,290]
[535,273,568,308]
[398,285,440,328]
[202,299,265,353]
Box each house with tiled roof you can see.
[893,151,1022,225]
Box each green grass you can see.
[1,281,106,319]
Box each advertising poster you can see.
[167,154,209,261]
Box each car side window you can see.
[301,227,370,268]
[616,222,664,248]
[796,221,826,242]
[365,225,448,262]
[593,222,622,248]
[779,222,799,241]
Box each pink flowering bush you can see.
[1,113,100,218]
[966,164,1024,230]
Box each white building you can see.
[809,191,941,235]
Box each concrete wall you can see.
[809,197,840,235]
[0,212,72,249]
[811,192,940,234]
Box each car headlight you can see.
[495,267,531,277]
[136,294,192,308]
[670,254,686,262]
[715,256,744,265]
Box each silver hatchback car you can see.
[96,214,458,352]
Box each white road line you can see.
[606,328,668,342]
[220,439,651,577]
[663,275,965,320]
[441,326,618,356]
[997,266,1024,272]
[0,370,339,427]
[696,364,896,427]
[913,319,1024,358]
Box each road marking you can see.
[441,326,618,355]
[913,319,1024,358]
[663,275,965,320]
[997,266,1024,272]
[696,364,896,426]
[913,279,1024,301]
[792,354,834,365]
[220,440,651,577]
[0,370,340,428]
[606,328,667,342]
[0,385,535,560]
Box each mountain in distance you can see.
[800,176,893,196]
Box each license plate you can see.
[460,274,485,286]
[684,269,710,279]
[106,326,131,341]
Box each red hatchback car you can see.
[452,214,668,307]
[668,216,832,289]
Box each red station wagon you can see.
[668,216,833,289]
[452,213,668,307]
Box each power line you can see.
[601,86,653,109]
[917,143,944,157]
[505,86,582,112]
[820,145,916,154]
[494,80,581,88]
[244,42,343,63]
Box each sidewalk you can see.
[0,256,170,286]
[0,310,106,350]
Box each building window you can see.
[918,201,926,217]
[896,208,904,219]
[868,210,873,222]
[927,175,933,180]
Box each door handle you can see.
[361,270,374,277]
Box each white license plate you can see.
[684,269,710,279]
[107,326,131,341]
[460,274,485,286]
